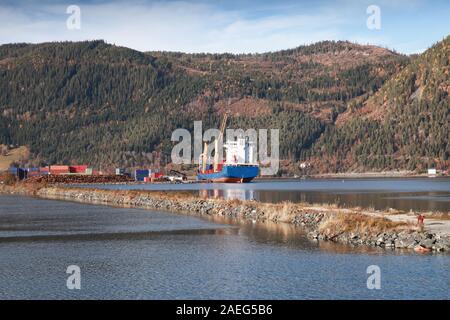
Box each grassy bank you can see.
[1,182,449,252]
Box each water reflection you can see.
[199,188,255,201]
[201,214,386,255]
[1,195,449,299]
[198,188,450,212]
[90,178,450,212]
[0,227,239,243]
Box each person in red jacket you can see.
[417,214,425,229]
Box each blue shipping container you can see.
[135,169,150,181]
[9,167,18,174]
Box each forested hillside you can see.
[310,36,450,173]
[0,41,205,167]
[0,37,447,173]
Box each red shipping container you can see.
[151,172,164,179]
[50,165,70,171]
[50,165,70,175]
[69,165,88,173]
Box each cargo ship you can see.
[197,162,259,183]
[197,114,259,183]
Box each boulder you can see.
[419,238,436,249]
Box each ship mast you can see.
[199,113,228,173]
[214,112,228,172]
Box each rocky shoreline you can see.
[1,184,449,252]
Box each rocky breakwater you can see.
[33,186,450,253]
[307,213,450,252]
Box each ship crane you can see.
[199,112,228,173]
[214,112,228,171]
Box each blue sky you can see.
[0,0,449,54]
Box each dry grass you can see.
[423,211,450,220]
[214,97,272,118]
[225,198,243,206]
[256,201,299,222]
[319,212,413,237]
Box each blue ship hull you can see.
[197,165,259,183]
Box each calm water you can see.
[86,177,450,212]
[0,195,448,300]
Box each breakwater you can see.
[1,183,449,252]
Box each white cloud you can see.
[0,1,350,53]
[0,0,441,54]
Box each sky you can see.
[0,0,449,54]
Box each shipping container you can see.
[50,165,70,171]
[19,168,27,180]
[134,169,150,181]
[9,167,18,175]
[69,165,88,174]
[115,168,125,175]
[135,169,150,175]
[50,168,70,175]
[151,172,164,179]
[85,168,93,175]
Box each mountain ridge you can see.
[310,36,449,173]
[0,38,447,173]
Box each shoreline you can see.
[258,171,446,180]
[1,183,449,253]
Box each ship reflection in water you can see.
[199,188,256,201]
[198,185,450,213]
[87,178,450,212]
